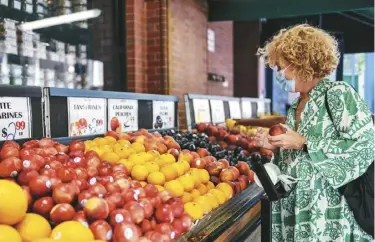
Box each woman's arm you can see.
[307,83,375,189]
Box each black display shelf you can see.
[176,185,264,242]
[0,4,89,45]
[7,53,67,71]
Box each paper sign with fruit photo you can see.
[209,100,225,123]
[152,101,175,129]
[192,99,211,123]
[108,99,138,133]
[67,97,107,137]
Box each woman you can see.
[254,24,374,241]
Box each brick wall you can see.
[207,21,233,97]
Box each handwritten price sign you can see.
[0,97,31,141]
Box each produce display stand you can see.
[240,97,272,119]
[43,87,179,143]
[0,85,44,144]
[184,94,243,130]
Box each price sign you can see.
[108,99,138,132]
[152,101,175,129]
[192,99,211,123]
[67,97,106,137]
[210,100,225,123]
[257,100,265,115]
[229,101,242,119]
[0,97,31,141]
[241,101,252,119]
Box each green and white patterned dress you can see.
[272,79,375,242]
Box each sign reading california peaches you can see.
[108,99,138,133]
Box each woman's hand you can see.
[254,127,276,151]
[268,124,306,150]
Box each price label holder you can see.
[0,97,32,141]
[108,99,138,132]
[257,100,266,116]
[152,101,175,129]
[228,100,242,119]
[67,97,107,137]
[241,100,252,119]
[210,99,225,124]
[0,85,43,142]
[192,99,211,124]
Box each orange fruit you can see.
[147,150,160,158]
[50,221,94,241]
[182,192,193,204]
[197,184,208,195]
[155,185,165,192]
[190,189,201,199]
[145,162,160,173]
[178,175,194,192]
[199,169,210,184]
[184,202,204,221]
[114,146,135,159]
[172,162,185,176]
[142,152,154,162]
[131,142,145,153]
[216,183,234,200]
[32,239,70,242]
[104,136,117,144]
[128,153,146,165]
[178,160,190,173]
[189,169,201,188]
[101,152,120,164]
[164,180,184,197]
[131,165,149,181]
[147,172,166,185]
[15,213,51,242]
[140,181,147,187]
[160,154,176,164]
[117,140,131,146]
[94,137,108,146]
[0,180,28,225]
[0,224,22,242]
[119,159,135,172]
[194,196,212,213]
[160,165,178,181]
[205,193,219,209]
[206,181,215,190]
[208,189,226,205]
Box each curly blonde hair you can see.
[259,24,340,82]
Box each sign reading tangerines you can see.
[209,99,225,124]
[108,99,138,132]
[192,99,211,123]
[228,101,242,119]
[0,97,32,141]
[67,97,107,137]
[152,101,175,129]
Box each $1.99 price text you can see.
[2,121,26,140]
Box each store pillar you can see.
[233,20,262,98]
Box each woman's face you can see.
[278,63,304,92]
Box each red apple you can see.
[205,162,223,176]
[238,175,250,191]
[52,183,76,204]
[50,203,76,224]
[17,170,39,186]
[123,201,145,224]
[32,196,54,218]
[19,148,36,160]
[219,169,235,182]
[73,210,89,227]
[269,124,286,136]
[0,156,22,178]
[166,198,184,218]
[143,184,158,198]
[236,161,251,175]
[190,158,207,169]
[138,198,154,219]
[113,222,140,242]
[89,220,113,241]
[69,140,85,152]
[167,149,179,160]
[196,148,210,158]
[197,123,207,132]
[155,204,174,223]
[39,138,54,148]
[141,219,153,234]
[29,175,52,197]
[84,197,110,220]
[228,166,240,180]
[217,159,229,168]
[109,209,132,227]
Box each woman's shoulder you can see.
[324,79,354,91]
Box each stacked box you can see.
[11,0,21,10]
[34,0,48,18]
[18,30,35,57]
[22,0,33,13]
[10,64,23,85]
[0,19,18,55]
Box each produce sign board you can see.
[67,97,107,137]
[229,101,242,119]
[241,100,252,119]
[0,97,31,140]
[257,101,265,115]
[210,99,225,123]
[108,99,138,132]
[152,101,175,129]
[192,99,211,123]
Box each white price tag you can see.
[152,101,175,129]
[67,97,106,137]
[192,99,211,123]
[228,101,242,119]
[0,97,32,141]
[210,100,225,123]
[108,99,138,132]
[241,101,252,119]
[257,101,265,115]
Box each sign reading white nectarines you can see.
[67,97,106,137]
[192,99,211,123]
[228,101,242,119]
[108,99,138,132]
[0,97,31,141]
[152,101,175,129]
[209,100,225,124]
